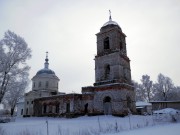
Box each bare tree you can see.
[153,73,174,101]
[140,75,153,102]
[0,30,31,104]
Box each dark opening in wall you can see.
[38,82,41,87]
[45,81,49,88]
[127,96,131,109]
[26,108,28,115]
[84,103,88,114]
[105,65,110,79]
[43,104,47,113]
[104,37,110,49]
[103,96,112,115]
[120,42,123,50]
[21,109,23,115]
[56,104,59,113]
[66,103,70,113]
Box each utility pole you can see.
[128,108,132,130]
[46,120,49,135]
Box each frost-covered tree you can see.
[153,73,174,101]
[140,75,153,102]
[3,75,29,116]
[133,75,153,102]
[165,86,180,101]
[132,80,144,101]
[0,30,31,104]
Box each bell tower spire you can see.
[44,51,49,69]
[109,10,112,21]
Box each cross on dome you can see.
[44,51,49,69]
[109,10,112,21]
[46,51,48,59]
[101,10,120,29]
[36,52,56,75]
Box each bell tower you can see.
[94,13,131,86]
[82,12,136,116]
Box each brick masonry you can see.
[30,18,136,117]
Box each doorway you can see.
[103,96,112,115]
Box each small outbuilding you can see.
[150,101,180,111]
[136,101,152,115]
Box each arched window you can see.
[127,97,131,109]
[26,108,28,115]
[66,103,70,113]
[120,42,123,51]
[43,104,47,113]
[49,105,52,113]
[38,82,41,87]
[84,103,88,114]
[105,65,110,79]
[33,82,35,88]
[21,109,23,115]
[104,37,110,49]
[103,96,111,103]
[56,104,59,113]
[45,81,49,88]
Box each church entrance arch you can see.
[103,96,112,115]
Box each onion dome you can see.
[36,52,55,75]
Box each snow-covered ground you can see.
[0,115,180,135]
[106,123,180,135]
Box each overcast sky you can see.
[0,0,180,93]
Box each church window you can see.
[26,108,28,115]
[49,105,52,113]
[21,109,23,115]
[104,37,110,49]
[104,96,111,103]
[105,65,110,79]
[43,104,47,113]
[27,101,29,104]
[66,103,70,113]
[38,82,41,87]
[31,101,33,104]
[127,97,131,109]
[33,82,35,88]
[84,103,88,114]
[46,81,49,88]
[56,104,59,113]
[120,42,123,51]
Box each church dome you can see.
[101,11,121,30]
[102,20,119,27]
[36,52,56,75]
[36,68,55,75]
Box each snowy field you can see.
[0,115,180,135]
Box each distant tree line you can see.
[133,74,180,102]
